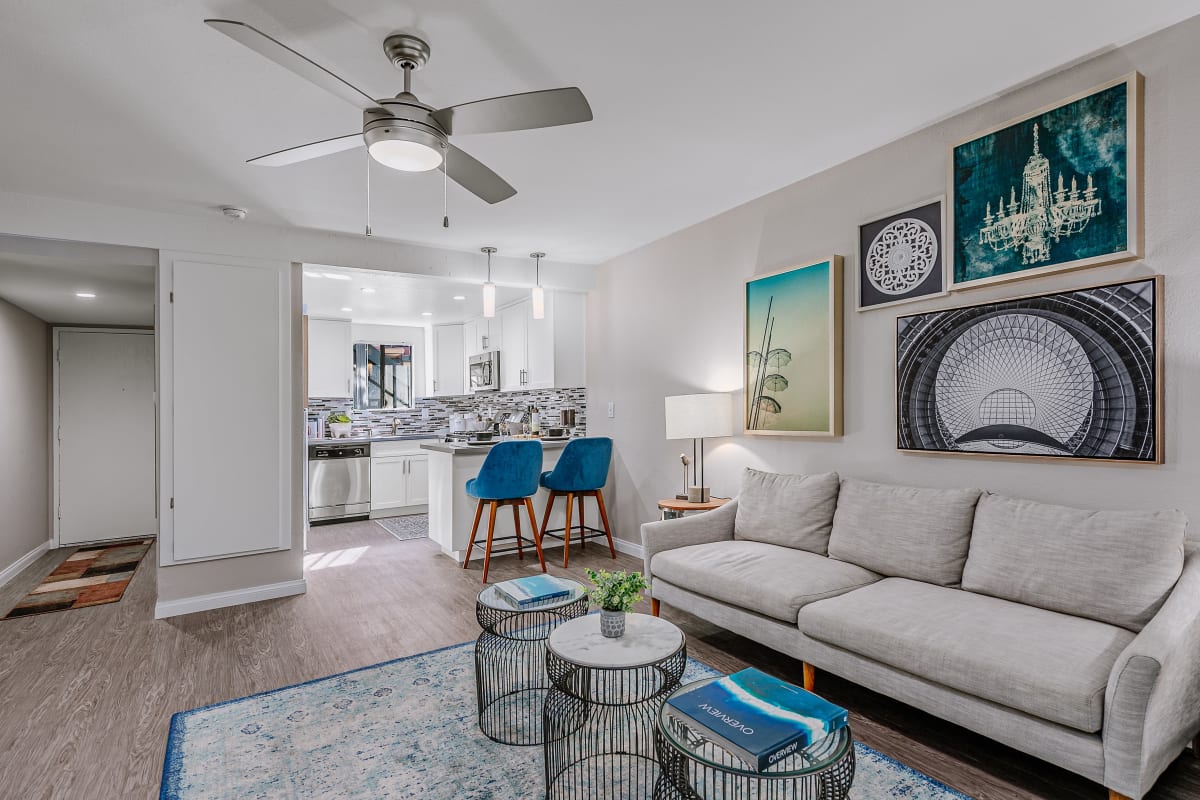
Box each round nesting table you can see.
[474,580,589,746]
[544,613,687,800]
[654,677,856,799]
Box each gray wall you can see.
[0,297,49,572]
[587,16,1200,545]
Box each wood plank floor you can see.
[0,520,1197,799]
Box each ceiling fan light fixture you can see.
[365,125,444,172]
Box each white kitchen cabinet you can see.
[431,324,464,396]
[495,292,587,390]
[371,443,433,511]
[308,318,352,397]
[463,317,498,355]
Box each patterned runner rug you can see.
[161,640,972,799]
[376,514,429,541]
[3,538,152,620]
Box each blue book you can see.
[665,668,848,771]
[492,575,575,608]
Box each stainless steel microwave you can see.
[469,351,500,392]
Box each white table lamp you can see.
[665,393,732,502]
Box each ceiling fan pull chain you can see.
[443,144,450,228]
[365,148,373,237]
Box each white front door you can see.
[56,329,156,546]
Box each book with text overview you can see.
[492,575,577,609]
[665,668,848,771]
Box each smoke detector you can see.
[220,206,248,221]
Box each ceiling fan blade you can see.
[432,87,592,135]
[440,145,516,204]
[247,133,364,166]
[205,19,383,112]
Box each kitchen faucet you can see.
[392,417,402,436]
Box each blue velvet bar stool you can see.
[463,440,548,583]
[538,437,617,568]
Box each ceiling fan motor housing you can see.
[363,97,447,156]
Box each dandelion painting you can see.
[744,257,843,436]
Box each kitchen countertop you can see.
[420,438,574,455]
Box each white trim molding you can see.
[0,541,51,588]
[154,578,307,619]
[613,536,644,560]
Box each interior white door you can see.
[56,329,156,545]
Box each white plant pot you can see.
[329,422,353,438]
[600,609,626,639]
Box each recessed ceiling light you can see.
[421,311,433,317]
[75,292,96,299]
[324,273,352,281]
[341,307,353,312]
[304,271,323,278]
[452,295,466,301]
[360,287,376,294]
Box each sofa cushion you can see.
[734,469,840,553]
[651,540,880,623]
[799,578,1134,732]
[826,478,981,586]
[962,494,1187,632]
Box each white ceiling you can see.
[0,2,1197,265]
[304,264,527,325]
[0,236,156,325]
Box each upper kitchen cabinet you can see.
[498,292,586,391]
[462,318,497,356]
[431,323,465,396]
[307,317,352,398]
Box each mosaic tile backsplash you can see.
[307,387,587,439]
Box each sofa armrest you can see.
[640,498,738,588]
[1103,544,1200,799]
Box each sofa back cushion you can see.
[962,494,1187,631]
[734,469,840,554]
[827,478,981,586]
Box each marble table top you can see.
[547,613,684,669]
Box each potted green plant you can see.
[585,568,648,638]
[326,411,353,439]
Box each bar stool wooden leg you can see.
[511,501,525,560]
[463,499,485,570]
[524,498,548,572]
[595,489,617,559]
[563,493,575,568]
[539,491,557,544]
[481,501,498,583]
[578,495,587,550]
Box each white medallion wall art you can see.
[857,198,947,311]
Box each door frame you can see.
[52,326,157,549]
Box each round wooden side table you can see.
[657,498,731,520]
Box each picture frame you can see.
[948,72,1143,291]
[857,197,947,311]
[744,256,843,437]
[895,274,1163,464]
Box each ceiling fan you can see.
[204,19,594,204]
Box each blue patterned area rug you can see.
[160,641,972,799]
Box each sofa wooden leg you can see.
[1108,791,1133,800]
[651,598,660,617]
[802,662,816,692]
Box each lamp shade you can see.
[665,393,733,440]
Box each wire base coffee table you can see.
[474,580,589,746]
[544,614,687,800]
[654,677,855,799]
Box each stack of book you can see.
[492,575,579,609]
[664,668,848,771]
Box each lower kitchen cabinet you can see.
[371,443,432,512]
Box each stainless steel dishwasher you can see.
[308,442,371,524]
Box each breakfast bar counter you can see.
[420,440,586,562]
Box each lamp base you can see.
[687,486,711,503]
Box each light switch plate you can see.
[607,402,615,418]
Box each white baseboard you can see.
[154,578,307,619]
[0,540,51,588]
[612,537,644,560]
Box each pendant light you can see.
[481,246,497,318]
[530,252,546,320]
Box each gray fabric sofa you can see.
[641,469,1200,800]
